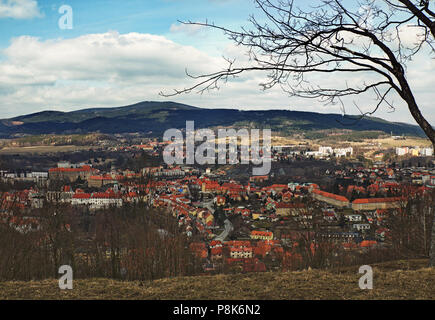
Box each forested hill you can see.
[0,101,424,138]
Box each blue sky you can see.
[0,0,433,126]
[0,0,252,50]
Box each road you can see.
[215,219,234,242]
[202,200,233,242]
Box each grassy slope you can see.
[0,260,433,300]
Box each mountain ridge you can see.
[0,101,425,138]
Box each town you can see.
[1,134,434,277]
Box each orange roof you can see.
[49,165,93,173]
[360,240,377,248]
[89,175,114,180]
[312,189,349,202]
[211,247,222,255]
[73,193,91,199]
[270,184,287,189]
[352,197,403,204]
[92,192,121,199]
[251,230,273,237]
[276,202,305,209]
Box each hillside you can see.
[0,101,424,138]
[1,260,433,300]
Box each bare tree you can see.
[161,0,435,266]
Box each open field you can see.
[312,136,432,148]
[374,137,433,148]
[0,145,95,154]
[272,136,310,146]
[0,260,433,300]
[271,134,432,149]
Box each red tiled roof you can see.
[312,189,349,202]
[91,192,121,199]
[73,193,91,199]
[49,165,93,172]
[251,230,273,237]
[211,247,222,255]
[89,175,114,180]
[360,240,377,247]
[275,202,305,209]
[352,197,403,204]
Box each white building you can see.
[420,148,434,156]
[71,193,123,209]
[27,172,48,179]
[319,146,333,154]
[353,223,371,231]
[396,147,408,156]
[333,147,353,157]
[316,146,353,157]
[346,214,363,222]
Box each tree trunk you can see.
[401,84,435,147]
[430,214,435,267]
[397,76,435,267]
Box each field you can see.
[374,137,433,148]
[0,145,95,154]
[0,260,433,300]
[270,134,432,150]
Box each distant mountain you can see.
[0,101,424,138]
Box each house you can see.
[352,197,404,211]
[229,247,253,259]
[201,180,220,193]
[345,214,363,222]
[252,212,261,220]
[249,175,269,183]
[214,196,226,206]
[311,189,350,208]
[323,211,336,221]
[225,240,251,248]
[71,190,123,209]
[88,175,117,188]
[360,240,377,248]
[210,247,223,261]
[353,223,371,231]
[282,191,293,202]
[270,184,288,193]
[190,242,208,259]
[250,230,273,240]
[49,165,95,182]
[318,231,362,243]
[275,202,306,216]
[209,240,223,249]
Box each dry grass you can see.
[0,260,433,300]
[373,137,432,148]
[0,145,94,154]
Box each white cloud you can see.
[0,0,43,19]
[0,31,433,127]
[0,31,225,115]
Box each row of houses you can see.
[311,188,404,210]
[70,190,123,209]
[396,146,433,157]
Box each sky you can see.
[0,0,433,126]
